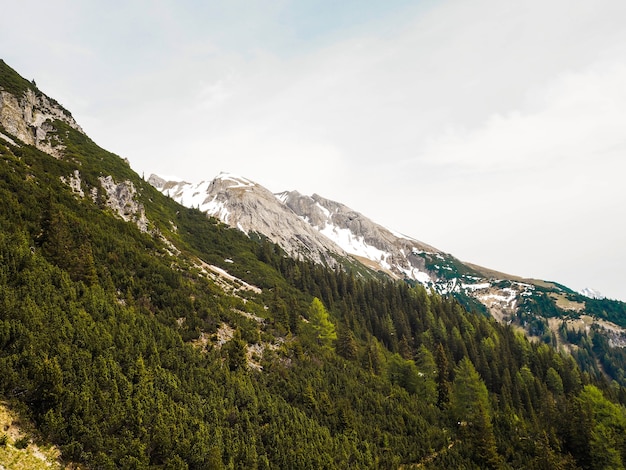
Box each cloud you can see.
[421,62,626,173]
[3,0,626,298]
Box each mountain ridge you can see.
[149,171,626,348]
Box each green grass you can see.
[0,401,76,470]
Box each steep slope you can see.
[4,59,626,469]
[0,60,83,159]
[277,190,438,283]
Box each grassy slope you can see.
[0,401,82,470]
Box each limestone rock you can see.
[99,176,149,232]
[278,190,437,282]
[0,88,83,158]
[150,173,346,266]
[60,169,85,197]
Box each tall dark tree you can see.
[450,357,501,469]
[336,326,358,360]
[436,343,451,410]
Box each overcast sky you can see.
[3,0,626,300]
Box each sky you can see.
[3,0,626,300]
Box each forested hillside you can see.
[2,60,626,469]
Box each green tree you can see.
[450,357,501,469]
[546,367,564,395]
[416,344,437,405]
[336,326,358,360]
[567,385,626,469]
[307,297,337,348]
[435,343,451,410]
[224,330,247,371]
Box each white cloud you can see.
[421,62,626,171]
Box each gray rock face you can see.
[0,88,84,158]
[151,173,347,265]
[99,176,149,232]
[278,191,439,282]
[60,169,85,197]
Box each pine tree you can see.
[336,326,358,360]
[416,344,437,405]
[435,343,451,409]
[224,330,247,371]
[450,357,501,468]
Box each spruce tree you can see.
[450,357,501,468]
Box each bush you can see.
[14,436,29,449]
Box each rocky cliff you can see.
[0,85,84,158]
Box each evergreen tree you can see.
[224,330,247,371]
[416,344,437,405]
[450,357,501,468]
[435,343,451,409]
[336,326,358,360]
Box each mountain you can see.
[579,287,605,300]
[149,173,445,280]
[3,58,626,469]
[148,173,350,266]
[149,173,626,347]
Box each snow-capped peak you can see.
[215,172,255,189]
[579,287,605,300]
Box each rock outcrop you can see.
[0,87,83,158]
[99,176,149,232]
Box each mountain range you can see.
[3,58,626,469]
[148,172,626,346]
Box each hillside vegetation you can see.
[1,60,626,469]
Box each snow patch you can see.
[461,282,491,291]
[399,266,432,285]
[0,131,19,146]
[579,287,605,300]
[478,287,517,305]
[320,222,390,267]
[275,192,289,204]
[204,263,262,294]
[315,201,331,219]
[386,226,416,241]
[215,171,255,188]
[200,196,231,223]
